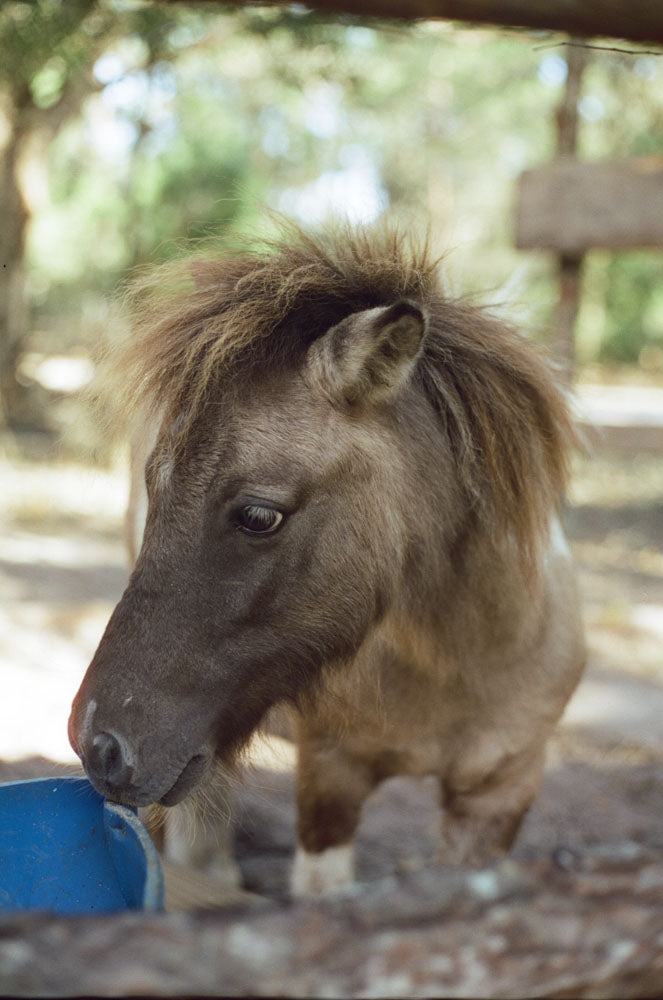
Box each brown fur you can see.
[111,222,574,566]
[70,221,585,894]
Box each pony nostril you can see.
[89,731,134,790]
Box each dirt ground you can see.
[1,403,662,901]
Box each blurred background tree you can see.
[2,0,662,451]
[0,0,183,428]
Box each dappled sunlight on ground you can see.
[567,448,663,691]
[0,453,129,761]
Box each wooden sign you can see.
[515,157,663,254]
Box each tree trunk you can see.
[0,113,30,428]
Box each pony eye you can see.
[237,504,284,535]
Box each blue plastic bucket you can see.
[0,776,164,914]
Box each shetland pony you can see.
[70,224,585,894]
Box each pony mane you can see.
[112,220,576,563]
[115,220,437,425]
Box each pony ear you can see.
[306,300,426,406]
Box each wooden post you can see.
[557,251,583,379]
[554,42,588,380]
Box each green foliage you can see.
[6,3,663,394]
[1,1,91,91]
[600,253,663,365]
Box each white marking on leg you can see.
[291,843,355,897]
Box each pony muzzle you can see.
[69,704,212,808]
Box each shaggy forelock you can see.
[112,221,438,435]
[108,218,577,568]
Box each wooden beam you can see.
[174,0,663,45]
[515,157,663,254]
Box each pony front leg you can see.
[439,742,547,866]
[291,739,375,897]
